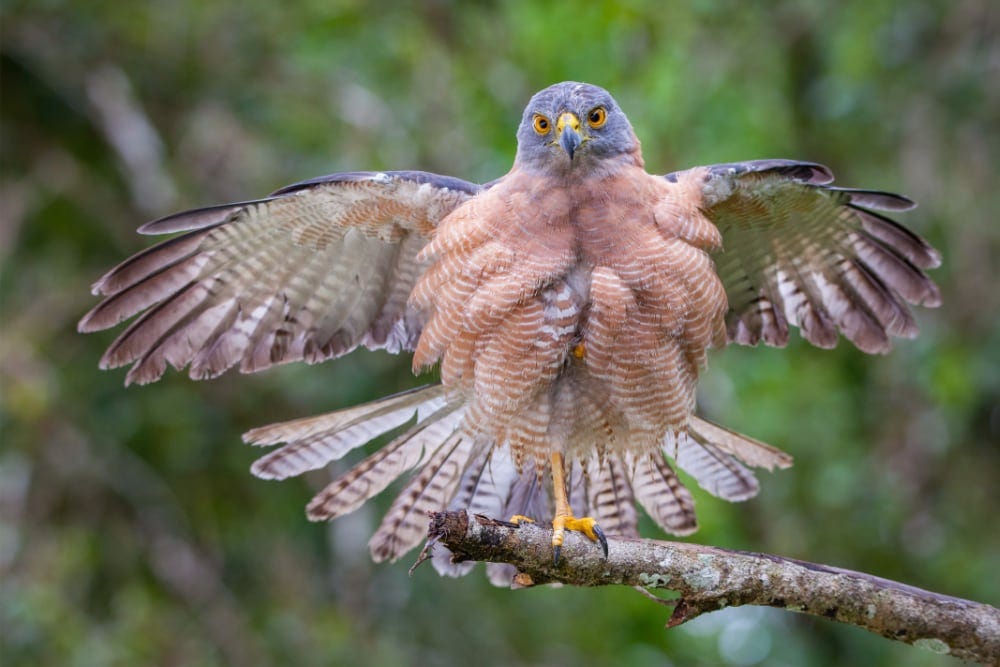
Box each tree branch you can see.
[424,511,999,664]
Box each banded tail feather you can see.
[245,385,448,480]
[242,384,791,585]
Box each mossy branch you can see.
[423,510,999,664]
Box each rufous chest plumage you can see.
[410,166,728,461]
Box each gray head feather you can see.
[514,82,640,175]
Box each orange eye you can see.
[532,114,550,134]
[587,107,607,128]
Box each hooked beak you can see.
[556,112,583,160]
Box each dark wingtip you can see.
[835,188,917,211]
[138,201,258,234]
[924,246,942,270]
[77,309,102,333]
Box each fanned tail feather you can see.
[585,455,640,537]
[245,385,447,480]
[567,458,590,524]
[687,416,793,471]
[240,382,793,583]
[305,406,467,523]
[673,434,759,501]
[368,430,481,562]
[665,416,793,502]
[628,452,698,535]
[499,467,552,526]
[482,468,553,587]
[431,446,520,577]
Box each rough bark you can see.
[423,511,1000,664]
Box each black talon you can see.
[594,525,608,559]
[553,544,562,566]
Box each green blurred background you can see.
[2,1,998,666]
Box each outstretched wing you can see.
[79,170,480,385]
[664,160,941,353]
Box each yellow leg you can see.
[550,452,608,564]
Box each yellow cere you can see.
[557,112,581,134]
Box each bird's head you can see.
[514,82,642,176]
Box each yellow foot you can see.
[551,514,608,565]
[508,515,535,525]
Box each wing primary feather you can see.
[99,280,206,369]
[853,228,942,307]
[818,258,906,352]
[119,280,238,385]
[188,300,244,378]
[842,258,918,338]
[848,205,941,269]
[828,188,916,211]
[86,226,218,299]
[79,251,209,332]
[138,201,269,234]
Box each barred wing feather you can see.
[664,160,940,353]
[79,171,480,385]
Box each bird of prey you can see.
[80,81,940,581]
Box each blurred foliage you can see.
[2,1,998,666]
